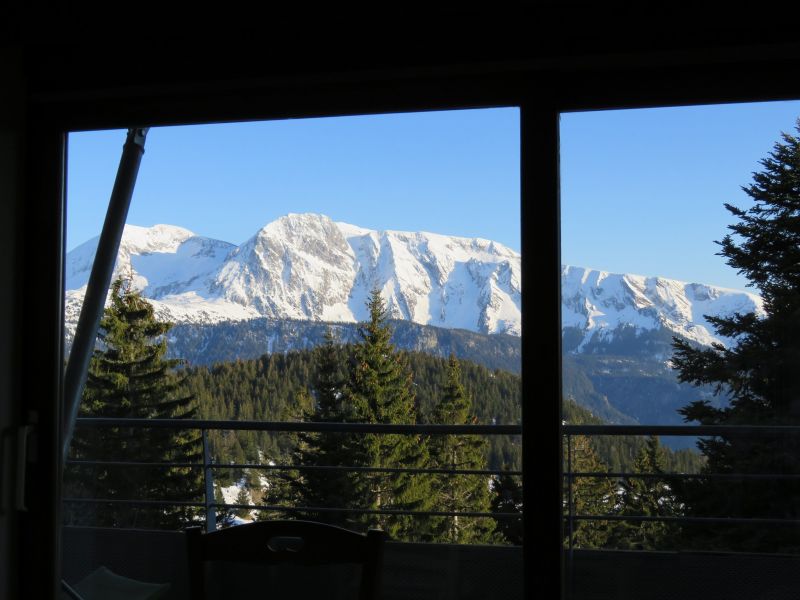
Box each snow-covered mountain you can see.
[65,213,522,339]
[561,265,763,354]
[64,214,763,355]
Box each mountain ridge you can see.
[66,213,522,339]
[65,213,762,356]
[63,214,765,429]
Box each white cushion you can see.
[70,566,170,600]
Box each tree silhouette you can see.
[427,355,494,543]
[672,119,800,552]
[290,328,359,527]
[64,277,202,529]
[346,289,433,540]
[610,436,678,550]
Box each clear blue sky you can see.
[66,108,521,252]
[561,100,800,290]
[67,101,800,292]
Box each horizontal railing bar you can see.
[566,514,800,526]
[563,424,800,436]
[216,503,521,519]
[62,497,522,519]
[63,497,206,507]
[216,463,524,477]
[73,418,522,434]
[67,460,202,468]
[565,471,800,481]
[65,458,522,477]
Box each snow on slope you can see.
[561,265,764,349]
[64,214,522,339]
[63,215,764,352]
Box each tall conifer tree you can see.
[671,120,800,552]
[564,435,615,549]
[490,472,523,545]
[346,289,432,540]
[610,436,678,550]
[427,355,494,543]
[64,277,202,529]
[290,328,359,527]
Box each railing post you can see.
[202,429,216,532]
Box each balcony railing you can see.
[562,423,800,554]
[64,418,523,535]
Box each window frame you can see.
[20,44,800,599]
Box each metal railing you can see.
[64,418,523,534]
[562,424,800,552]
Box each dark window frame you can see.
[19,43,800,599]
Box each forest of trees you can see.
[64,279,712,548]
[564,119,800,554]
[562,398,698,551]
[184,343,523,476]
[195,290,504,543]
[182,298,706,546]
[179,288,715,546]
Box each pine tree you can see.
[233,487,252,519]
[564,435,616,549]
[64,277,202,529]
[345,289,433,540]
[427,355,494,543]
[610,436,678,550]
[490,472,523,545]
[289,328,360,528]
[671,120,800,553]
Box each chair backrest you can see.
[185,521,386,600]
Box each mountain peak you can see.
[120,223,197,253]
[247,213,341,246]
[65,215,522,337]
[267,212,333,229]
[67,216,763,351]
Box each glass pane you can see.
[560,101,800,599]
[62,109,522,599]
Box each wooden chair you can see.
[185,521,386,600]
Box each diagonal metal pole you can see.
[62,127,149,462]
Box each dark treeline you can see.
[169,317,522,373]
[564,399,705,475]
[184,349,702,483]
[183,340,705,547]
[184,347,523,477]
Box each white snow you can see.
[561,265,764,351]
[64,215,763,353]
[64,213,523,338]
[219,478,250,506]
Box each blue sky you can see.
[67,101,800,291]
[66,108,521,252]
[561,100,800,290]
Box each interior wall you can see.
[0,47,25,600]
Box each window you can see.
[10,35,800,600]
[60,110,523,598]
[560,101,800,598]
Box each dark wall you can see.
[0,47,24,600]
[5,22,800,599]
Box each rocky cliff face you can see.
[65,213,522,340]
[561,265,763,357]
[65,214,763,361]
